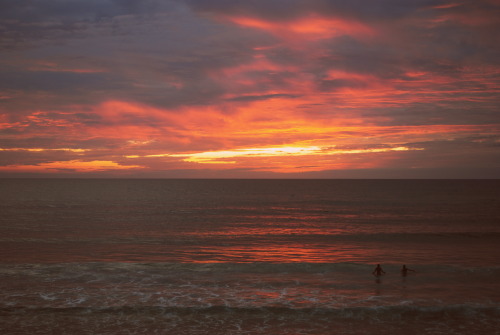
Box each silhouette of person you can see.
[372,264,385,277]
[401,265,415,277]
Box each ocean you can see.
[0,179,499,334]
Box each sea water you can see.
[0,179,499,334]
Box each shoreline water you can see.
[1,179,499,334]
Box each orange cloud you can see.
[88,96,496,156]
[226,14,375,42]
[3,91,497,176]
[0,147,89,153]
[0,160,142,173]
[123,143,420,173]
[173,145,414,163]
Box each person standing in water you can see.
[372,264,385,277]
[401,265,415,277]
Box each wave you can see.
[2,304,499,320]
[2,231,499,244]
[2,261,500,274]
[2,306,499,335]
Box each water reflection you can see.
[180,243,373,263]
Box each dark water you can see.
[0,179,499,334]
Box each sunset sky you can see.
[1,0,499,178]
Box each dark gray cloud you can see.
[0,69,114,92]
[400,136,500,173]
[0,0,272,113]
[185,0,448,21]
[0,0,170,46]
[226,93,300,102]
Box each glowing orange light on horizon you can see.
[0,160,142,173]
[0,148,89,153]
[4,93,497,175]
[125,145,418,166]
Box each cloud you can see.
[186,0,441,21]
[0,159,141,173]
[0,0,499,177]
[226,94,301,102]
